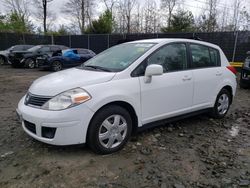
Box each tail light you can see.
[226,66,237,75]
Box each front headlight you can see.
[42,88,91,111]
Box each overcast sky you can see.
[0,0,249,30]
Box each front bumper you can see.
[17,96,94,145]
[240,67,250,86]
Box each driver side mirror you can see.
[144,64,163,83]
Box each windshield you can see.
[28,45,42,52]
[80,43,156,72]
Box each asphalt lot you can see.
[0,66,249,188]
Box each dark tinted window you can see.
[39,46,50,52]
[22,45,33,50]
[209,48,220,66]
[78,49,89,54]
[50,46,60,51]
[190,44,220,68]
[147,43,187,72]
[132,43,187,76]
[12,45,24,51]
[190,44,210,68]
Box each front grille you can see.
[24,120,36,134]
[25,93,52,107]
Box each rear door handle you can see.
[216,72,222,76]
[182,75,192,81]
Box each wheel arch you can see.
[221,85,233,104]
[51,58,64,67]
[87,100,139,136]
[0,54,7,62]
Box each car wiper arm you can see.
[83,65,112,72]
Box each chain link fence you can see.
[0,31,249,62]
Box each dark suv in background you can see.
[0,45,34,65]
[10,45,68,68]
[240,51,250,89]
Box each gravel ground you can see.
[0,66,249,188]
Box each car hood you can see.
[29,68,116,96]
[0,50,9,56]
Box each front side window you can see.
[39,46,50,52]
[147,43,187,72]
[132,43,187,76]
[80,43,156,72]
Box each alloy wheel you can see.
[217,94,229,115]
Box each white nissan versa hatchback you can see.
[17,39,237,154]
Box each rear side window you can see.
[78,49,89,54]
[209,48,220,66]
[190,44,220,68]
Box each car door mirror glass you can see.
[144,64,163,83]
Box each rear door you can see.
[135,43,194,124]
[189,43,222,107]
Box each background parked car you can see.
[0,45,34,65]
[240,51,250,89]
[9,45,68,68]
[37,48,96,71]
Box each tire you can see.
[210,88,231,119]
[51,61,62,72]
[0,56,6,65]
[239,79,249,89]
[240,82,248,89]
[26,58,36,69]
[87,105,132,154]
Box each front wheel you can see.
[0,56,6,65]
[87,105,132,154]
[210,89,231,119]
[26,58,36,69]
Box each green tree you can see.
[161,10,195,32]
[85,10,113,34]
[0,12,33,33]
[197,13,217,32]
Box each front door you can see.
[137,43,194,124]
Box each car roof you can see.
[129,38,220,49]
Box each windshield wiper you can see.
[83,65,112,72]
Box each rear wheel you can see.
[210,89,231,119]
[51,61,62,72]
[239,78,249,89]
[87,105,132,154]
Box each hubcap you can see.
[217,94,229,115]
[98,115,128,149]
[28,60,35,68]
[53,62,61,71]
